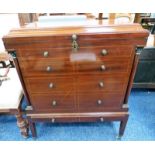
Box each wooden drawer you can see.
[78,93,124,111]
[19,57,132,77]
[17,45,133,59]
[5,30,147,49]
[76,58,132,74]
[70,46,133,61]
[32,117,79,123]
[25,76,75,94]
[30,94,76,112]
[79,116,122,122]
[18,58,75,77]
[17,48,72,58]
[28,112,127,123]
[77,75,128,93]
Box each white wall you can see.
[0,14,20,51]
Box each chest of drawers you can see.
[3,24,149,138]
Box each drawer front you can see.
[30,94,76,112]
[17,45,133,59]
[32,117,79,123]
[25,75,128,94]
[76,58,132,74]
[31,116,124,123]
[11,33,146,49]
[18,59,75,77]
[25,76,75,94]
[79,116,123,122]
[17,48,72,58]
[78,93,124,111]
[70,46,133,61]
[77,75,128,93]
[19,57,132,77]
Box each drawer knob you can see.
[51,118,55,123]
[43,51,49,57]
[99,81,104,88]
[72,34,77,40]
[46,66,52,72]
[52,100,57,106]
[101,49,108,56]
[97,100,102,105]
[49,83,54,88]
[100,117,104,122]
[100,65,106,71]
[72,34,78,51]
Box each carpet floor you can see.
[0,89,155,141]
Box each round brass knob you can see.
[100,65,106,71]
[52,100,57,106]
[46,66,52,72]
[99,81,104,88]
[51,118,55,123]
[101,49,108,56]
[97,100,102,105]
[43,51,49,57]
[100,117,104,122]
[49,83,54,88]
[72,34,77,40]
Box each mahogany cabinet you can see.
[2,24,149,138]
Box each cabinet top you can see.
[3,23,149,39]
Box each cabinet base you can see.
[27,112,129,138]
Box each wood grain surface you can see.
[2,23,149,137]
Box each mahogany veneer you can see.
[3,24,149,138]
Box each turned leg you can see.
[117,115,129,139]
[28,118,37,138]
[16,114,29,138]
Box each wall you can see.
[0,14,19,51]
